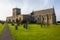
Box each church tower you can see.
[13,8,21,17]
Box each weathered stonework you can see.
[6,8,56,24]
[31,8,56,24]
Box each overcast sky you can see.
[0,0,60,21]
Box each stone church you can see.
[6,8,56,24]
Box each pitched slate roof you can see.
[33,8,54,15]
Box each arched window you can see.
[19,18,21,20]
[16,18,19,23]
[43,17,44,20]
[49,16,51,19]
[12,20,14,23]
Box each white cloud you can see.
[0,0,16,20]
[0,0,52,20]
[0,0,60,21]
[21,0,50,14]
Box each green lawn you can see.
[9,24,60,40]
[0,23,5,35]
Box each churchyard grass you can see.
[9,24,60,40]
[0,23,5,35]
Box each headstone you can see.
[15,24,18,30]
[12,22,14,26]
[25,23,28,29]
[24,23,26,28]
[41,23,43,27]
[23,22,28,29]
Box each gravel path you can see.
[0,24,13,40]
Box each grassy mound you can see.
[9,24,60,40]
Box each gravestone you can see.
[23,22,28,29]
[12,22,14,26]
[12,20,14,26]
[15,24,18,30]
